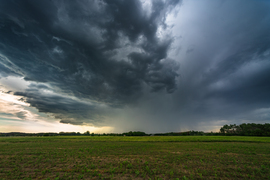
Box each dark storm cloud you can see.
[14,85,110,126]
[165,0,270,130]
[204,49,270,105]
[0,0,181,124]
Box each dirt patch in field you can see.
[224,153,239,156]
[171,151,183,154]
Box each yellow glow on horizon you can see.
[0,119,114,133]
[27,119,114,133]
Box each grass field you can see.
[0,136,270,180]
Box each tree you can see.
[220,127,225,134]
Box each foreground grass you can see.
[0,136,270,179]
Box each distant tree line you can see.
[122,131,147,136]
[0,132,59,137]
[154,130,215,136]
[0,123,269,137]
[220,123,270,136]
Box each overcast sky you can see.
[0,0,270,133]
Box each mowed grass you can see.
[0,136,270,180]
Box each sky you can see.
[0,0,270,133]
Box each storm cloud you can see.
[1,0,270,132]
[0,0,180,100]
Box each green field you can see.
[0,136,270,180]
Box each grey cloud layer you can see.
[168,0,270,128]
[14,87,109,126]
[0,0,180,125]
